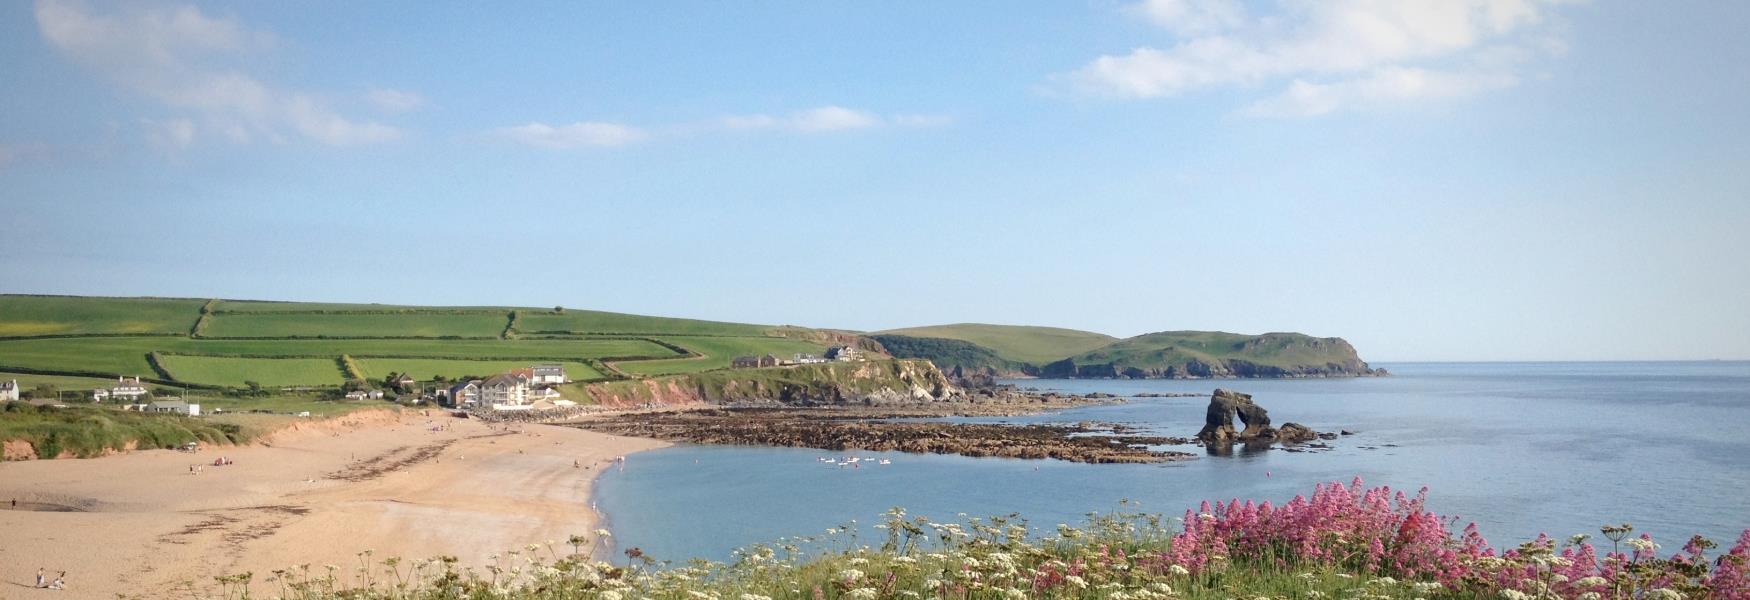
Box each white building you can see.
[0,379,17,402]
[530,364,567,385]
[147,400,200,416]
[442,381,481,407]
[107,376,151,402]
[825,346,862,361]
[481,373,530,408]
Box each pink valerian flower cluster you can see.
[1160,477,1750,599]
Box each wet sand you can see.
[0,410,666,598]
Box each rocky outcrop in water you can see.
[1195,388,1324,446]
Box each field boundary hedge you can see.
[0,333,185,342]
[189,299,218,337]
[0,364,223,391]
[146,351,176,382]
[208,309,511,316]
[338,355,366,381]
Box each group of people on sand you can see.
[34,567,67,590]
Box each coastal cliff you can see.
[1047,331,1381,379]
[868,327,1382,380]
[577,359,963,408]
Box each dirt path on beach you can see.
[0,411,666,599]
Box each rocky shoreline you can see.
[566,408,1198,464]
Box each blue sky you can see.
[2,0,1747,362]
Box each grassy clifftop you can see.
[868,324,1376,380]
[1049,330,1376,378]
[873,323,1116,365]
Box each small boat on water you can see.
[878,459,892,465]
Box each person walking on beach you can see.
[36,567,45,587]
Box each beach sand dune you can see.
[0,411,665,598]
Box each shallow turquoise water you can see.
[594,362,1750,561]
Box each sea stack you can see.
[1196,388,1318,445]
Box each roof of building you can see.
[483,373,526,388]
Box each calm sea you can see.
[594,362,1750,561]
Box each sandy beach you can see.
[0,410,667,599]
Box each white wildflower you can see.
[846,588,879,600]
[1578,593,1602,600]
[1626,538,1659,553]
[1501,590,1532,600]
[741,594,772,600]
[1577,576,1608,588]
[1645,589,1684,600]
[848,557,870,566]
[839,569,865,582]
[1064,575,1088,589]
[1169,564,1190,576]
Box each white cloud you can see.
[34,0,400,146]
[495,106,948,149]
[143,117,196,148]
[493,122,648,149]
[1066,0,1579,115]
[718,106,950,133]
[1126,0,1246,36]
[366,88,425,113]
[722,105,881,133]
[891,114,956,128]
[1241,67,1517,117]
[789,106,882,132]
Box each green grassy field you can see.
[354,358,605,382]
[156,355,348,387]
[211,300,515,312]
[203,312,511,338]
[874,323,1117,365]
[516,309,772,336]
[0,295,203,336]
[0,371,135,393]
[0,337,679,379]
[613,336,828,375]
[194,396,380,417]
[0,295,849,388]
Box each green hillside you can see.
[1048,331,1375,378]
[866,334,1027,374]
[873,323,1116,365]
[0,295,204,336]
[0,294,852,390]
